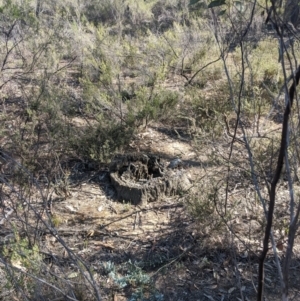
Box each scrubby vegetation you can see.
[1,0,300,300]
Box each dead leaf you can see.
[276,240,284,251]
[67,272,78,279]
[65,205,77,212]
[87,229,94,237]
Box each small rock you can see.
[167,158,183,169]
[65,205,77,212]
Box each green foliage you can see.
[127,89,180,128]
[105,260,165,301]
[187,186,216,223]
[129,288,164,301]
[81,25,114,85]
[2,231,42,273]
[251,38,279,85]
[183,84,229,137]
[0,0,36,22]
[102,261,116,274]
[107,260,150,288]
[51,214,63,227]
[70,120,134,162]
